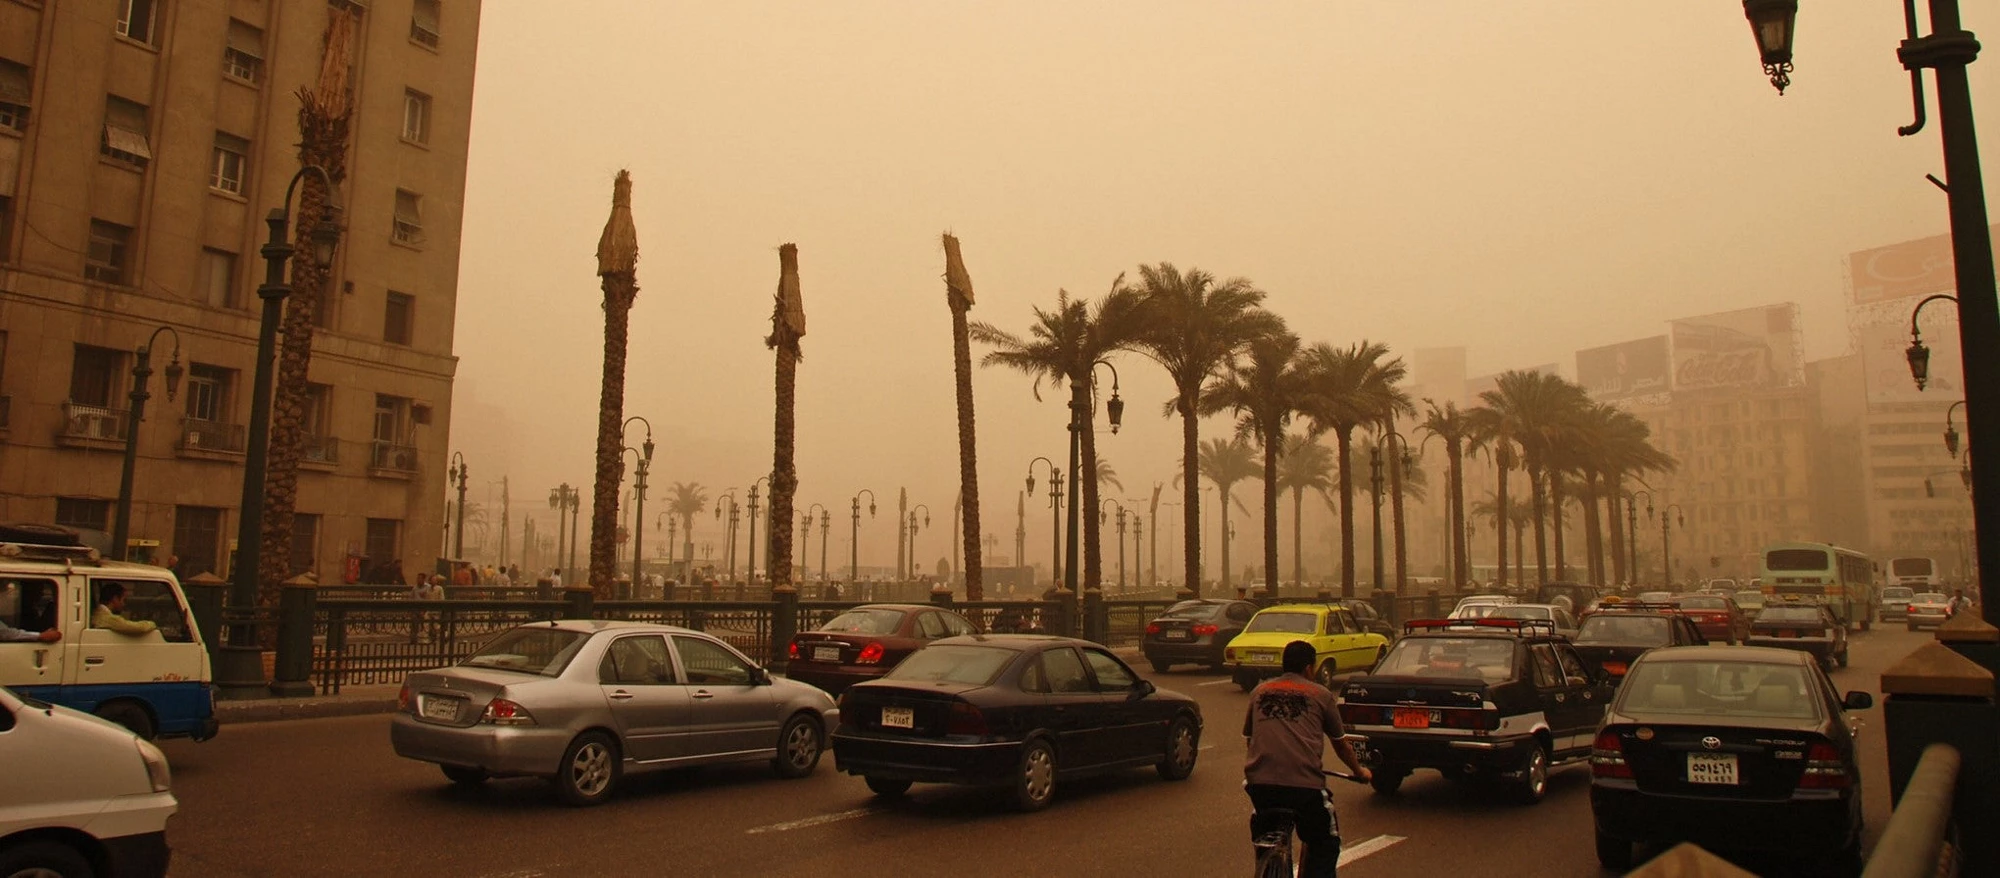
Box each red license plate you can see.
[1392,708,1431,729]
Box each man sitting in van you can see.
[0,617,60,642]
[92,582,159,636]
[0,581,61,642]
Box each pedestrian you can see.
[451,563,473,587]
[549,568,564,590]
[1948,589,1969,618]
[1243,640,1370,878]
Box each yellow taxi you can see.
[1222,602,1391,692]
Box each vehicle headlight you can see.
[135,737,172,793]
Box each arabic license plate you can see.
[813,646,842,662]
[1252,651,1279,664]
[1392,708,1431,729]
[880,706,914,729]
[420,696,459,722]
[1686,752,1739,785]
[1161,630,1192,641]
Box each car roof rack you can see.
[1585,601,1684,612]
[0,541,104,565]
[1402,617,1556,635]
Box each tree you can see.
[584,171,641,598]
[1197,436,1262,590]
[1202,330,1313,598]
[942,234,983,599]
[1475,370,1589,585]
[1300,341,1409,597]
[1094,457,1123,494]
[1418,400,1475,589]
[765,244,806,593]
[1127,264,1279,597]
[667,482,709,569]
[1276,434,1335,588]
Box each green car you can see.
[1222,603,1391,691]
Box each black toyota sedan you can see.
[1140,599,1258,672]
[831,635,1202,811]
[1590,645,1871,872]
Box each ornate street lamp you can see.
[746,475,771,583]
[1906,294,1960,391]
[112,326,183,560]
[850,489,877,583]
[907,505,932,580]
[447,453,469,559]
[622,416,655,592]
[1741,0,1798,94]
[1027,457,1062,588]
[1946,400,1966,458]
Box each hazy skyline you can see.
[446,2,1998,571]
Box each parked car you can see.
[1877,586,1916,622]
[1733,589,1767,613]
[390,621,839,806]
[1481,603,1579,639]
[1906,592,1951,631]
[1590,646,1870,871]
[1636,591,1675,604]
[1747,602,1850,671]
[1338,618,1611,804]
[1339,599,1398,640]
[1139,599,1258,672]
[1670,593,1750,645]
[0,685,176,878]
[1223,603,1392,691]
[831,635,1202,811]
[786,604,977,694]
[1571,605,1708,683]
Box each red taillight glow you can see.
[480,698,535,726]
[788,641,800,660]
[397,684,412,712]
[857,642,886,664]
[1591,730,1632,779]
[1192,624,1219,636]
[1146,623,1162,635]
[945,701,989,736]
[1603,661,1629,677]
[1800,742,1850,789]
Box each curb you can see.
[217,694,401,725]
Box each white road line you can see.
[1338,834,1407,866]
[1198,679,1236,687]
[1200,744,1216,751]
[745,807,875,835]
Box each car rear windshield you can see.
[1892,559,1933,576]
[1756,607,1824,623]
[1765,549,1830,571]
[819,609,905,635]
[461,628,588,676]
[1880,587,1915,600]
[882,645,1015,686]
[1576,615,1671,646]
[1618,661,1819,719]
[1485,606,1553,620]
[1675,596,1728,610]
[1374,637,1516,681]
[1159,601,1223,620]
[1244,611,1318,634]
[1915,593,1947,604]
[1451,604,1507,619]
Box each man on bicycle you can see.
[1245,640,1371,878]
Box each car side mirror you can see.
[1842,691,1873,711]
[1130,679,1156,699]
[750,667,773,686]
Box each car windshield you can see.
[1244,611,1318,634]
[1486,606,1553,621]
[1675,596,1728,610]
[1618,660,1819,719]
[1159,601,1223,620]
[1757,607,1823,624]
[1374,638,1515,680]
[882,645,1015,686]
[819,609,905,635]
[1576,615,1671,646]
[460,627,588,676]
[1915,593,1947,604]
[1881,587,1915,600]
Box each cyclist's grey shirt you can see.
[1243,672,1345,789]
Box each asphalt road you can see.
[158,628,1924,877]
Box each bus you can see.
[1758,541,1876,630]
[1887,557,1943,591]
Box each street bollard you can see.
[270,575,318,698]
[182,572,227,665]
[770,588,798,673]
[1047,593,1073,638]
[614,574,632,601]
[565,586,595,620]
[1880,638,1998,875]
[930,582,954,607]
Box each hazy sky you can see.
[448,2,1998,572]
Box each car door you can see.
[1553,642,1610,729]
[1324,610,1367,672]
[1037,646,1111,770]
[74,577,204,703]
[1,576,67,699]
[1528,643,1591,755]
[670,634,777,758]
[597,634,693,763]
[1080,646,1157,764]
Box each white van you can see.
[0,685,177,877]
[0,527,217,741]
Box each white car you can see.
[1907,593,1952,631]
[0,685,176,877]
[1448,594,1516,618]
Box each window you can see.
[69,345,123,407]
[0,59,30,132]
[402,89,430,143]
[1082,648,1136,691]
[289,513,319,577]
[392,190,424,245]
[54,498,111,532]
[223,19,264,83]
[671,636,752,685]
[600,636,674,684]
[373,394,408,443]
[117,0,160,45]
[173,506,225,578]
[85,221,132,284]
[410,0,441,48]
[1039,648,1092,693]
[302,383,332,437]
[1,577,60,634]
[916,611,946,639]
[102,97,151,167]
[91,578,192,641]
[1529,644,1562,689]
[211,133,250,193]
[384,291,414,345]
[183,364,232,422]
[365,518,401,571]
[199,249,238,308]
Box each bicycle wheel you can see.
[1253,842,1294,878]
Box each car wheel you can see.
[864,775,912,797]
[0,840,95,878]
[1235,676,1257,693]
[773,713,823,779]
[1514,744,1550,805]
[1150,659,1173,675]
[1838,646,1850,669]
[1369,768,1405,795]
[1156,715,1199,781]
[95,700,156,740]
[441,765,489,786]
[553,731,620,807]
[1594,830,1632,869]
[1013,738,1057,812]
[1315,659,1340,689]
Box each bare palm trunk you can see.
[1550,472,1568,582]
[1262,425,1280,599]
[1608,478,1628,585]
[1179,399,1201,596]
[1583,474,1603,585]
[1529,460,1550,585]
[766,244,805,593]
[1514,516,1527,584]
[943,235,982,600]
[1494,450,1510,590]
[589,171,641,598]
[1218,484,1233,590]
[1291,486,1304,590]
[1081,401,1102,592]
[1450,440,1467,590]
[1389,445,1408,596]
[1335,427,1357,597]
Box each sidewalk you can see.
[215,683,402,725]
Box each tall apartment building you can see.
[0,0,480,584]
[1635,385,1819,583]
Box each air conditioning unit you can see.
[186,431,204,448]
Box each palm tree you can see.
[942,234,983,599]
[667,482,709,571]
[1201,330,1313,598]
[1300,341,1409,597]
[1345,433,1427,591]
[1197,436,1262,589]
[1471,492,1534,586]
[1126,264,1278,597]
[1476,370,1588,585]
[1419,400,1475,590]
[1093,457,1124,495]
[582,171,642,598]
[1277,434,1335,589]
[1569,404,1675,585]
[765,244,807,595]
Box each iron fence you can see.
[313,599,562,694]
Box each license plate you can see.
[1251,651,1279,664]
[1161,630,1192,641]
[880,706,914,729]
[813,646,842,662]
[1392,708,1431,729]
[420,696,459,722]
[1686,752,1739,785]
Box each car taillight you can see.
[945,701,988,736]
[1603,661,1628,677]
[1591,730,1632,779]
[397,684,412,713]
[480,698,536,726]
[1799,742,1850,789]
[857,642,886,664]
[1146,623,1162,635]
[788,641,800,660]
[1225,648,1237,661]
[1435,707,1499,730]
[1338,704,1385,725]
[1192,624,1219,636]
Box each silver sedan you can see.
[390,620,839,806]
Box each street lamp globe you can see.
[1906,338,1932,390]
[1946,424,1962,458]
[163,355,185,400]
[1742,0,1798,93]
[1105,392,1124,432]
[309,204,343,264]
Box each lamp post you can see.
[1649,502,1684,590]
[1754,0,1998,620]
[819,508,831,589]
[850,489,877,583]
[1627,490,1653,589]
[112,326,183,560]
[218,165,341,699]
[1465,519,1478,589]
[447,453,469,560]
[1099,499,1126,592]
[622,417,655,592]
[548,484,579,581]
[1130,507,1143,595]
[1027,457,1063,588]
[803,503,829,584]
[907,505,932,580]
[1375,430,1415,595]
[659,511,676,580]
[1161,500,1182,590]
[715,490,739,583]
[746,475,770,584]
[1064,360,1122,601]
[1368,443,1385,592]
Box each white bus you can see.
[1887,557,1943,590]
[1758,541,1876,630]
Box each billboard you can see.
[1576,336,1670,401]
[1860,320,1962,403]
[1847,224,2000,306]
[1670,305,1802,392]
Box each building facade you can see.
[0,0,479,585]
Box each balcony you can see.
[178,418,246,459]
[302,435,340,471]
[369,440,419,479]
[58,402,129,450]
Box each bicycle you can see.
[1251,770,1367,878]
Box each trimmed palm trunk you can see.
[766,245,805,592]
[257,7,354,608]
[588,171,641,598]
[1178,398,1201,596]
[1494,443,1511,590]
[1389,443,1408,595]
[943,235,983,600]
[1528,458,1550,585]
[1583,474,1604,585]
[1291,484,1306,589]
[1334,427,1357,597]
[1608,482,1628,585]
[1448,438,1467,590]
[1262,425,1280,599]
[1550,472,1568,582]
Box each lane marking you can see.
[1198,679,1236,687]
[746,807,875,835]
[1200,744,1216,751]
[1338,834,1406,866]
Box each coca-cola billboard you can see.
[1670,305,1801,392]
[1576,336,1669,401]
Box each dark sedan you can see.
[831,635,1202,811]
[1140,599,1258,672]
[1572,606,1708,683]
[1746,603,1849,672]
[786,604,977,695]
[1591,646,1871,872]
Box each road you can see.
[158,628,1923,877]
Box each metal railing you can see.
[314,599,564,693]
[1863,743,1962,878]
[303,435,339,465]
[60,401,127,442]
[178,418,246,453]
